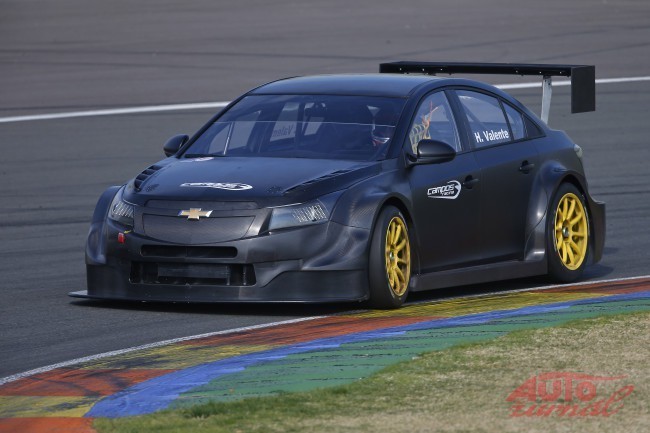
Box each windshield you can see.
[182,95,405,161]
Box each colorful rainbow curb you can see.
[1,277,649,433]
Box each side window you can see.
[503,103,525,141]
[204,110,261,155]
[302,102,325,137]
[227,110,261,152]
[408,91,460,153]
[270,102,299,143]
[524,116,544,138]
[457,90,511,148]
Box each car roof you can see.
[250,74,444,98]
[246,73,540,124]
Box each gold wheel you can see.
[384,216,411,296]
[553,192,588,270]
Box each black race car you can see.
[71,62,605,308]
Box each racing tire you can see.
[547,183,590,283]
[368,206,412,309]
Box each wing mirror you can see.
[406,139,456,166]
[163,134,189,157]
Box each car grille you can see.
[141,245,237,259]
[146,200,258,210]
[142,215,254,244]
[130,262,256,286]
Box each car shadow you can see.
[68,298,359,317]
[69,262,617,317]
[69,247,618,316]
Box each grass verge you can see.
[96,310,649,433]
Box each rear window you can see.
[524,115,544,138]
[503,103,525,141]
[457,90,511,148]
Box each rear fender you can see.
[524,161,591,263]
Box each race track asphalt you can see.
[2,277,648,433]
[1,0,649,378]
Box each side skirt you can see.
[410,259,547,292]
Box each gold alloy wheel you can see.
[384,216,411,296]
[554,192,589,270]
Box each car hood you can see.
[123,157,381,207]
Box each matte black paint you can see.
[76,73,605,304]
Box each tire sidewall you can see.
[368,206,410,308]
[547,183,590,283]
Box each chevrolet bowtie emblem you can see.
[178,208,213,220]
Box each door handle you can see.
[519,161,535,174]
[463,175,479,189]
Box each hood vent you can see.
[134,164,164,191]
[283,169,352,194]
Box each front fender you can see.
[329,166,412,230]
[85,186,121,265]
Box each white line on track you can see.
[0,102,230,124]
[1,274,648,386]
[1,76,649,124]
[0,316,326,386]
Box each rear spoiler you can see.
[379,62,595,124]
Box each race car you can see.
[71,62,605,308]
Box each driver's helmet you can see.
[371,112,396,147]
[371,125,392,147]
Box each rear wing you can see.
[379,62,595,124]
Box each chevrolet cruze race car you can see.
[71,62,605,308]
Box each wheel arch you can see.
[86,185,122,265]
[556,173,605,264]
[368,195,422,283]
[524,161,593,265]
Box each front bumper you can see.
[78,218,371,303]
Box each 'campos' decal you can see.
[427,180,461,199]
[180,182,253,191]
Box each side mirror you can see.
[163,134,189,157]
[407,139,456,166]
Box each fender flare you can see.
[330,179,420,280]
[524,161,590,263]
[86,186,121,265]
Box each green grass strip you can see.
[96,301,649,433]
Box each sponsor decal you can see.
[180,157,214,162]
[180,182,253,191]
[506,372,635,418]
[473,128,510,144]
[427,180,461,199]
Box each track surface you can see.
[1,277,648,433]
[1,0,650,378]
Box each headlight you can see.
[108,187,135,226]
[574,143,583,160]
[268,191,341,231]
